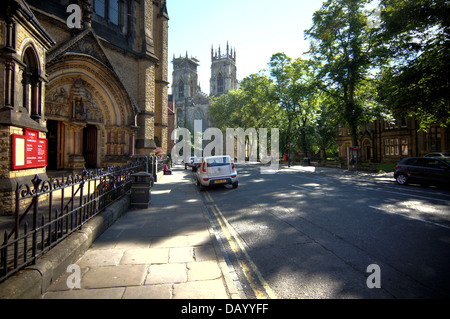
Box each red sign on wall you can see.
[12,128,48,170]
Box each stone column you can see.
[67,123,86,170]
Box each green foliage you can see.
[377,0,450,129]
[210,0,449,157]
[209,72,285,138]
[268,53,325,156]
[304,0,382,146]
[209,53,339,158]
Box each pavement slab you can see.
[173,279,229,299]
[40,166,240,299]
[81,264,148,289]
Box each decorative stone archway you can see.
[45,54,137,170]
[362,138,373,162]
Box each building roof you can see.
[2,0,55,47]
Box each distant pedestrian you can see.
[163,161,172,175]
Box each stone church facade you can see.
[0,0,169,213]
[171,43,238,133]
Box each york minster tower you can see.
[171,43,238,130]
[210,42,238,97]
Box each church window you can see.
[119,0,128,33]
[400,117,407,127]
[176,108,183,127]
[109,0,119,25]
[217,73,224,95]
[22,47,41,120]
[384,138,399,156]
[425,127,441,152]
[95,0,127,29]
[178,80,184,99]
[190,80,195,97]
[94,0,106,17]
[401,138,409,156]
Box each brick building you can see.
[336,118,450,163]
[0,0,169,213]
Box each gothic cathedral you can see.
[172,43,238,132]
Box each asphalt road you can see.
[194,164,450,299]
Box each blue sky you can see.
[167,0,325,95]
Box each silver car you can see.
[425,152,450,162]
[196,155,238,190]
[185,156,202,171]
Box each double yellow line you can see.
[204,191,277,299]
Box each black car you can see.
[394,157,450,186]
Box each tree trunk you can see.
[351,125,358,147]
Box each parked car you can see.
[185,156,194,169]
[191,157,202,172]
[185,156,202,171]
[425,152,450,162]
[196,155,238,190]
[394,157,450,186]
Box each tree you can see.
[209,72,284,156]
[209,89,246,132]
[315,93,340,159]
[377,0,450,129]
[209,73,281,132]
[268,53,322,158]
[305,0,379,146]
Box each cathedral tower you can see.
[171,53,204,128]
[172,53,200,105]
[210,42,238,97]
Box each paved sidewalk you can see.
[42,166,241,299]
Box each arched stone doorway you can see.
[46,55,137,170]
[362,139,372,162]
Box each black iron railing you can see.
[0,158,154,282]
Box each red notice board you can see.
[12,128,48,170]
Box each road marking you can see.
[382,184,450,198]
[355,186,450,203]
[369,205,450,230]
[204,191,277,299]
[290,184,325,195]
